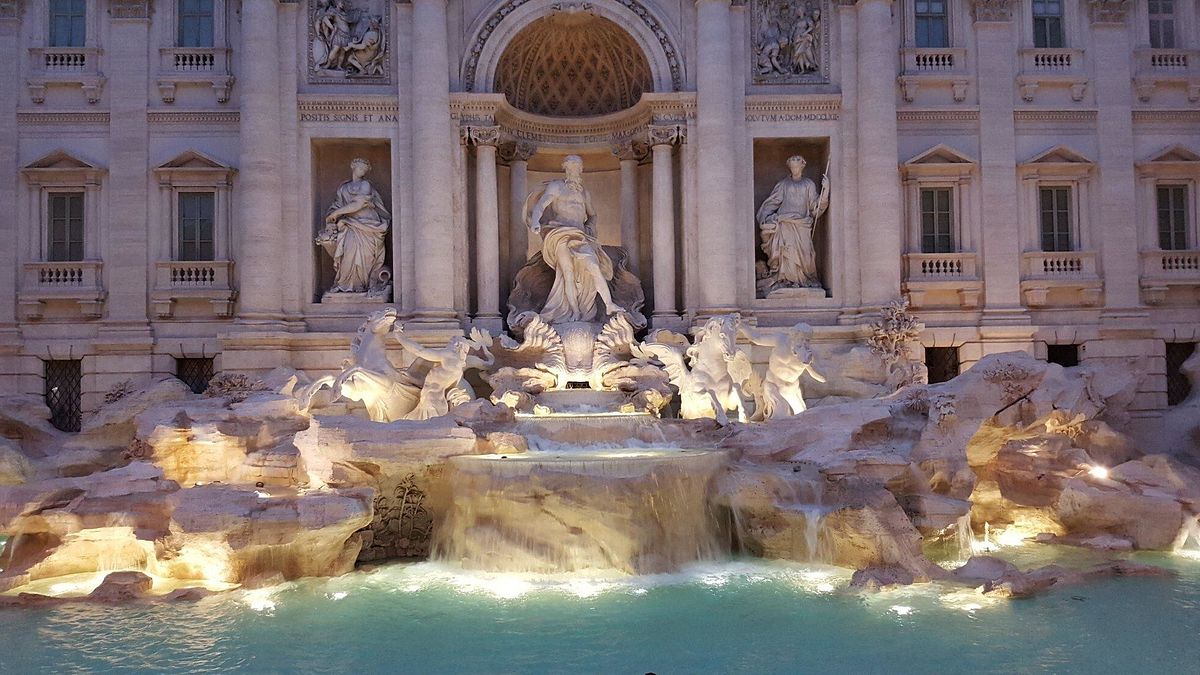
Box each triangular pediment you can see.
[24,149,99,171]
[904,144,976,165]
[1145,144,1200,163]
[156,150,232,171]
[1025,145,1093,165]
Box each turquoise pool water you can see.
[1,549,1197,674]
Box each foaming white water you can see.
[432,448,732,574]
[1175,515,1200,560]
[344,559,853,600]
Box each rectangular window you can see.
[1032,0,1064,49]
[1149,0,1177,50]
[48,192,85,262]
[1157,185,1189,251]
[1166,342,1196,406]
[177,0,215,48]
[925,346,960,384]
[1039,186,1073,252]
[920,187,954,253]
[914,1,949,49]
[48,0,86,48]
[44,359,82,433]
[175,357,215,395]
[1046,344,1080,368]
[178,192,216,261]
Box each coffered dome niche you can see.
[494,13,653,117]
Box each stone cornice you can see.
[147,111,240,125]
[1014,109,1097,123]
[109,0,153,20]
[970,0,1014,23]
[18,111,110,126]
[297,97,400,115]
[897,109,979,123]
[1087,0,1131,25]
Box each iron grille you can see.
[1166,342,1196,407]
[1046,344,1080,368]
[924,347,960,384]
[176,357,215,395]
[44,359,81,432]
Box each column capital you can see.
[1087,0,1131,25]
[499,141,537,163]
[612,139,648,162]
[109,0,153,20]
[648,124,685,147]
[463,125,501,146]
[694,0,732,6]
[969,0,1015,23]
[0,0,23,20]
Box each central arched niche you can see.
[493,12,653,117]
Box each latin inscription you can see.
[300,112,400,124]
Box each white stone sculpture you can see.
[753,0,823,81]
[867,298,927,391]
[393,326,494,421]
[523,155,624,323]
[326,309,491,422]
[738,321,827,420]
[634,315,751,425]
[311,1,387,77]
[315,158,391,299]
[756,154,830,295]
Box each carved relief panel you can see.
[751,0,830,85]
[308,0,391,84]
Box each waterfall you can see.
[799,505,827,563]
[955,514,997,560]
[431,448,732,574]
[1174,514,1200,557]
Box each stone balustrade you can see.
[1020,251,1102,308]
[151,260,236,318]
[18,261,106,319]
[1134,49,1200,102]
[26,47,105,103]
[898,47,970,102]
[156,47,233,103]
[1139,250,1200,305]
[1017,48,1088,102]
[901,253,981,309]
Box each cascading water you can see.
[431,446,731,574]
[1174,514,1200,559]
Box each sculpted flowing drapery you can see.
[756,155,830,290]
[316,158,391,295]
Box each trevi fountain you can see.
[2,151,1199,672]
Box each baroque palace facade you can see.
[0,0,1197,441]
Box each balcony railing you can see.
[902,47,967,73]
[1020,251,1102,307]
[156,48,233,103]
[1143,250,1200,275]
[1017,48,1088,102]
[904,252,977,279]
[26,47,105,103]
[1134,49,1200,103]
[1022,250,1098,278]
[152,260,236,318]
[19,261,105,319]
[1023,48,1081,72]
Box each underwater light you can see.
[1088,465,1110,480]
[889,605,914,616]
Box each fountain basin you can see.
[433,448,731,575]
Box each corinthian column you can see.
[503,142,537,277]
[410,0,457,325]
[694,0,739,315]
[649,125,682,326]
[236,0,284,324]
[468,126,502,328]
[855,0,903,308]
[613,140,646,276]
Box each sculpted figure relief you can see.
[754,0,823,80]
[393,326,494,421]
[312,0,387,77]
[315,158,391,298]
[508,156,646,329]
[756,154,830,294]
[738,320,826,420]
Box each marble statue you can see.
[315,158,391,298]
[393,325,494,421]
[312,0,387,77]
[633,315,752,425]
[756,154,830,293]
[737,320,826,419]
[753,0,823,80]
[326,309,491,422]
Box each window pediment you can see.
[1020,145,1094,178]
[902,144,977,179]
[1138,144,1200,172]
[21,149,104,184]
[154,150,235,186]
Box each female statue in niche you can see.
[316,157,391,297]
[756,154,830,292]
